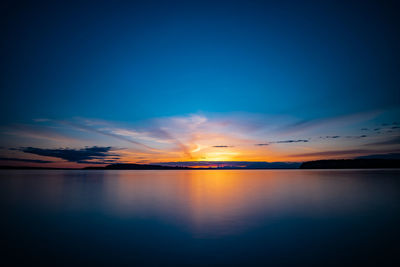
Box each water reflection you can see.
[98,170,399,237]
[1,169,399,265]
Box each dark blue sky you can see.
[1,0,399,123]
[0,0,399,166]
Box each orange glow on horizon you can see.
[2,112,393,168]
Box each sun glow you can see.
[200,151,239,161]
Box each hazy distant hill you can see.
[85,162,301,170]
[155,161,301,169]
[3,160,398,170]
[300,159,400,169]
[84,163,189,170]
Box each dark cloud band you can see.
[18,146,119,164]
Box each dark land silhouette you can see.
[1,159,399,170]
[300,159,400,169]
[84,163,189,170]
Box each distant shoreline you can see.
[1,159,399,170]
[300,159,400,169]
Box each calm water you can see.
[1,169,399,266]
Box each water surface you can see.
[1,169,399,265]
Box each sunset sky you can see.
[1,0,399,167]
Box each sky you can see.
[0,0,399,167]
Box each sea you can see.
[1,169,399,266]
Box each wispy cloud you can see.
[279,110,381,135]
[365,136,400,146]
[254,139,309,146]
[58,120,158,152]
[289,148,399,159]
[0,124,79,144]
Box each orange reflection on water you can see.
[2,170,394,238]
[103,170,313,236]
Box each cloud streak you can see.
[273,139,309,143]
[289,148,400,158]
[365,136,400,146]
[279,110,381,135]
[59,120,157,151]
[255,139,309,146]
